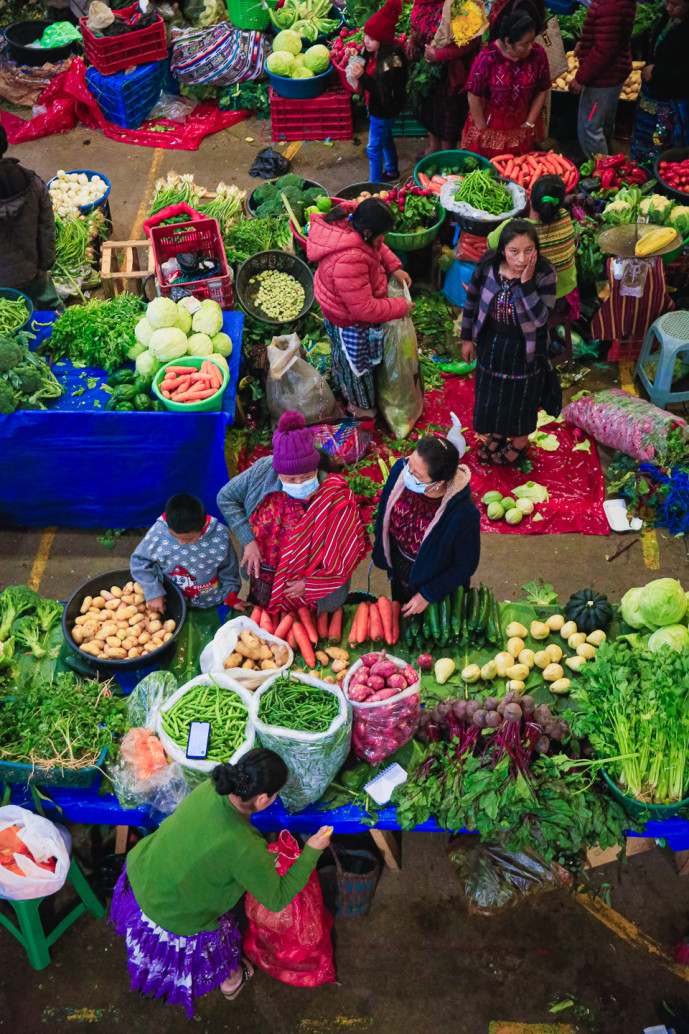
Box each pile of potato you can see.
[294,645,350,685]
[71,581,176,661]
[224,629,290,672]
[552,52,644,101]
[348,189,390,205]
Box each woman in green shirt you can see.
[110,748,332,1017]
[487,174,579,321]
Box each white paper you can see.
[364,763,408,806]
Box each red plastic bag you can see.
[243,831,335,987]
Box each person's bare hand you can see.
[569,79,582,95]
[148,595,165,614]
[393,268,412,287]
[231,599,249,613]
[402,592,430,617]
[521,250,538,283]
[642,64,654,82]
[241,541,261,579]
[404,299,415,315]
[307,826,333,851]
[462,340,475,363]
[424,44,437,61]
[285,578,306,599]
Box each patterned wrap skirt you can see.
[323,317,384,411]
[474,317,546,438]
[631,81,689,167]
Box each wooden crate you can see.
[100,240,154,298]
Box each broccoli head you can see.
[0,380,16,415]
[302,187,327,205]
[275,173,304,189]
[253,181,278,202]
[0,337,24,374]
[12,615,46,659]
[14,364,42,396]
[0,584,39,640]
[280,185,303,204]
[0,636,15,671]
[35,597,63,634]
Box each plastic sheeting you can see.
[0,57,251,150]
[0,310,243,528]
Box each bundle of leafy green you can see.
[0,332,63,413]
[42,294,145,372]
[252,175,328,224]
[222,216,292,264]
[0,585,64,690]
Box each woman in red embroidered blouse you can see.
[462,12,551,159]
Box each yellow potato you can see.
[100,621,118,639]
[91,639,105,651]
[163,631,173,643]
[150,636,164,649]
[101,590,115,601]
[163,619,176,633]
[81,620,98,639]
[148,619,162,634]
[138,631,151,644]
[105,599,119,611]
[80,595,93,614]
[121,594,134,605]
[128,647,142,658]
[106,635,122,648]
[133,593,145,605]
[74,614,91,626]
[80,642,100,656]
[110,586,123,598]
[72,626,84,644]
[106,646,126,659]
[117,628,128,641]
[335,669,349,682]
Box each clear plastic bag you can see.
[107,727,191,817]
[200,615,293,691]
[148,92,198,123]
[562,388,689,463]
[343,654,421,764]
[250,673,352,812]
[266,333,339,427]
[376,282,423,440]
[448,836,572,917]
[127,670,180,728]
[0,806,71,901]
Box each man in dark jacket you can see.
[570,0,637,158]
[0,125,60,308]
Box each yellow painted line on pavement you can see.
[490,1025,576,1033]
[28,528,56,592]
[128,148,164,241]
[618,359,659,568]
[619,360,636,395]
[576,893,689,985]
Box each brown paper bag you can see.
[432,0,487,50]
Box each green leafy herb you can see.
[42,295,145,372]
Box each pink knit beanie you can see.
[272,411,320,476]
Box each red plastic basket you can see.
[150,218,234,308]
[81,4,168,76]
[270,87,353,142]
[608,340,643,362]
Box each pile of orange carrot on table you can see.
[159,360,225,404]
[489,151,579,193]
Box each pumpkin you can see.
[564,589,613,634]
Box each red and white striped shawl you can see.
[269,474,366,612]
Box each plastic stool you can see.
[634,311,689,408]
[0,857,105,970]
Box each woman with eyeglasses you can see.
[371,435,480,617]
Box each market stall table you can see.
[0,310,243,527]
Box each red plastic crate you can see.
[81,4,168,76]
[608,339,643,362]
[270,87,353,141]
[150,218,234,308]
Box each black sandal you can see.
[477,434,505,464]
[489,440,530,467]
[221,958,254,1000]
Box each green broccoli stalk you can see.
[35,598,63,634]
[0,636,15,670]
[0,380,16,415]
[0,585,39,641]
[12,615,46,658]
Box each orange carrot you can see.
[354,602,369,644]
[418,172,432,189]
[287,625,297,650]
[259,610,274,635]
[292,621,316,668]
[391,600,401,645]
[164,366,193,375]
[317,611,329,641]
[162,389,171,398]
[377,595,393,644]
[274,612,294,639]
[297,606,318,645]
[491,153,515,163]
[328,606,342,643]
[250,606,262,624]
[368,601,383,642]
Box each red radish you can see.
[417,653,433,672]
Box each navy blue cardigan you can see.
[371,458,481,603]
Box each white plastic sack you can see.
[266,333,339,427]
[200,615,293,692]
[250,672,352,812]
[343,654,421,765]
[440,178,528,223]
[377,281,423,439]
[155,674,255,783]
[0,806,70,901]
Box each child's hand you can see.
[232,600,249,614]
[148,595,166,614]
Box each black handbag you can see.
[541,359,563,419]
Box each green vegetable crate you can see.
[392,111,427,137]
[413,149,493,186]
[0,745,108,788]
[226,0,276,31]
[386,209,445,252]
[152,356,229,413]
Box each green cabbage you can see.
[292,67,314,78]
[272,29,302,54]
[638,577,687,627]
[134,317,154,347]
[513,481,549,503]
[174,303,192,335]
[127,340,148,361]
[648,624,689,653]
[186,333,213,357]
[303,44,330,75]
[148,327,188,362]
[266,51,297,76]
[505,508,523,525]
[191,299,223,337]
[146,297,179,330]
[211,332,233,357]
[620,587,646,629]
[135,350,161,382]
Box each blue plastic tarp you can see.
[0,310,243,528]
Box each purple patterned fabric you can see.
[110,866,242,1019]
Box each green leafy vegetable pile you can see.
[43,294,145,372]
[0,332,63,413]
[411,292,455,352]
[222,216,293,265]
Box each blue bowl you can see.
[267,65,334,99]
[47,169,112,214]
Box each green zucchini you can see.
[477,585,491,636]
[485,593,498,644]
[452,586,464,638]
[460,587,470,643]
[439,595,450,645]
[427,602,441,642]
[466,587,480,634]
[423,605,432,642]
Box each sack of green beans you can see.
[250,673,351,813]
[155,673,255,785]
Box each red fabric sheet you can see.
[0,58,250,151]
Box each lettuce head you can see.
[638,577,686,628]
[648,624,689,653]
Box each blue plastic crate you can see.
[86,60,166,130]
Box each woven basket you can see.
[317,844,381,918]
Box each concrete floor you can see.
[2,115,689,1034]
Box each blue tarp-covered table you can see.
[0,310,243,528]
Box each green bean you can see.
[0,297,29,333]
[258,677,339,733]
[454,170,512,216]
[164,679,248,759]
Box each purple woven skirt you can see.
[110,865,242,1018]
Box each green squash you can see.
[564,589,613,634]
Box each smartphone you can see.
[186,721,211,760]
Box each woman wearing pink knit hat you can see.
[217,412,366,615]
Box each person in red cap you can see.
[346,0,408,182]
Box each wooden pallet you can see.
[100,240,154,298]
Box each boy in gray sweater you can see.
[130,494,243,612]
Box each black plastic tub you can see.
[4,20,82,66]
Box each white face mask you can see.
[403,463,436,495]
[280,474,319,500]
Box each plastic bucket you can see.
[414,149,493,187]
[443,259,475,308]
[4,20,82,66]
[385,209,445,252]
[152,356,229,412]
[0,287,33,332]
[601,769,689,820]
[267,66,334,100]
[337,181,387,201]
[47,169,112,215]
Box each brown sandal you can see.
[477,435,505,464]
[489,440,530,467]
[221,958,254,1001]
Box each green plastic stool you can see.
[0,857,106,970]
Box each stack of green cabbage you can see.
[620,577,689,652]
[266,31,331,79]
[128,298,233,384]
